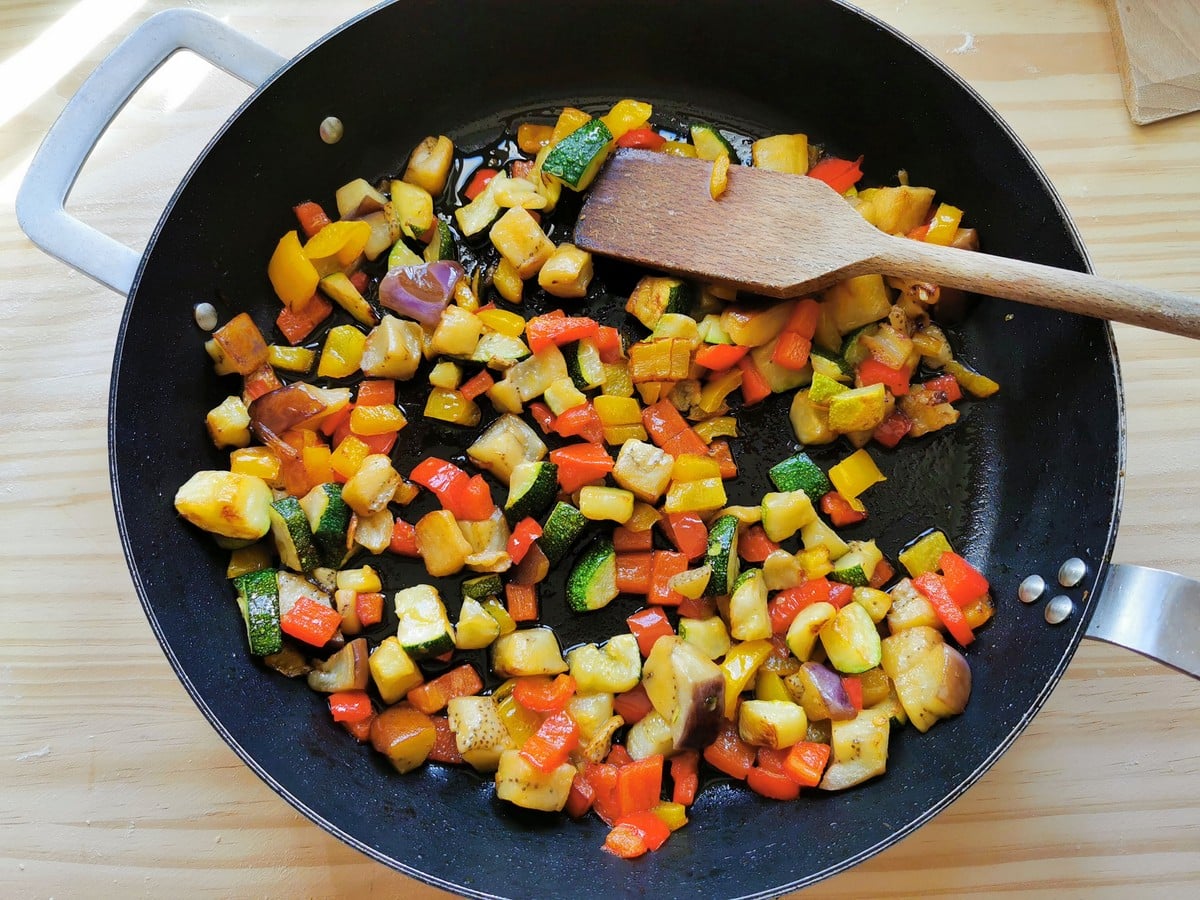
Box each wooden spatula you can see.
[574,149,1200,338]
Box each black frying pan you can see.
[19,1,1139,896]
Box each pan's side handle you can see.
[1085,563,1200,679]
[15,10,285,295]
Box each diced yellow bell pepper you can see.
[226,542,273,579]
[755,670,793,702]
[897,530,954,577]
[963,595,995,629]
[709,154,731,200]
[602,423,648,446]
[230,447,282,485]
[424,387,481,426]
[601,363,634,397]
[797,545,833,579]
[268,230,320,309]
[693,416,738,444]
[664,477,726,514]
[943,359,1000,398]
[330,435,370,480]
[625,501,661,533]
[650,801,689,832]
[537,243,594,299]
[923,202,964,246]
[828,448,887,500]
[671,454,722,482]
[267,344,316,373]
[720,639,773,719]
[429,360,463,390]
[318,325,367,378]
[593,395,641,426]
[477,307,526,338]
[337,565,382,593]
[303,220,371,271]
[490,257,524,304]
[370,636,424,704]
[517,123,555,155]
[697,368,743,415]
[660,140,698,158]
[302,445,336,485]
[349,404,408,436]
[629,338,691,383]
[600,99,652,140]
[496,692,541,746]
[551,107,592,144]
[453,277,480,312]
[579,486,635,524]
[751,133,809,174]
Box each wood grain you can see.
[1105,0,1200,124]
[2,1,1198,898]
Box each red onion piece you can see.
[379,261,463,326]
[249,383,327,442]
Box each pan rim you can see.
[106,0,1127,896]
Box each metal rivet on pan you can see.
[1045,594,1074,625]
[193,302,218,331]
[319,116,344,144]
[1058,557,1087,588]
[1018,574,1045,604]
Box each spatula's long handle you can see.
[876,237,1200,338]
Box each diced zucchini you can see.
[625,276,690,330]
[677,615,731,660]
[467,413,547,484]
[387,238,423,268]
[543,376,588,415]
[853,586,894,623]
[739,699,808,749]
[789,389,836,446]
[749,338,813,393]
[448,695,513,772]
[762,549,803,591]
[320,272,378,327]
[728,568,771,641]
[542,118,614,190]
[539,501,587,566]
[567,633,642,694]
[369,636,424,703]
[455,171,505,236]
[768,453,832,501]
[299,483,351,568]
[492,627,569,677]
[800,517,850,559]
[690,123,735,160]
[456,597,502,650]
[760,490,819,542]
[394,584,456,658]
[785,601,838,661]
[423,220,457,263]
[704,514,740,596]
[389,179,435,240]
[809,371,850,404]
[819,601,882,674]
[469,332,531,370]
[268,497,321,573]
[668,565,711,599]
[565,339,606,390]
[810,347,854,382]
[503,461,559,525]
[829,540,884,587]
[462,573,504,603]
[232,568,282,656]
[566,540,618,612]
[503,346,570,403]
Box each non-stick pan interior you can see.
[110,1,1121,896]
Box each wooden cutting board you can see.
[1105,0,1200,123]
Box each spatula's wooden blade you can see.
[575,149,884,297]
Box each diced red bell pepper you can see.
[520,710,580,773]
[738,525,780,563]
[459,369,494,401]
[354,430,398,456]
[772,330,813,371]
[464,167,498,200]
[565,774,596,818]
[703,720,756,780]
[389,518,420,557]
[279,595,342,646]
[913,572,975,646]
[924,372,963,403]
[293,201,332,239]
[505,582,539,623]
[769,578,834,633]
[554,403,604,444]
[348,270,370,294]
[746,766,802,800]
[707,440,738,479]
[606,744,634,768]
[828,582,853,608]
[677,595,717,619]
[549,442,614,493]
[648,551,688,607]
[342,714,374,743]
[842,676,864,711]
[807,155,864,194]
[616,127,667,151]
[616,552,653,595]
[783,741,831,787]
[276,293,333,345]
[594,325,623,362]
[407,664,484,715]
[670,750,700,806]
[525,314,600,353]
[509,158,535,181]
[736,356,773,405]
[755,746,791,775]
[507,517,543,565]
[614,810,670,851]
[450,474,494,522]
[585,762,622,826]
[410,457,469,500]
[858,358,910,396]
[873,410,913,449]
[513,674,576,713]
[784,298,821,340]
[626,607,675,657]
[660,512,708,561]
[613,526,653,553]
[528,401,557,434]
[694,343,749,370]
[243,363,282,401]
[428,714,465,764]
[939,551,990,606]
[907,223,931,241]
[869,557,895,589]
[641,401,708,458]
[354,591,384,627]
[604,822,649,859]
[820,491,868,527]
[319,401,353,438]
[328,690,373,723]
[616,754,664,817]
[613,683,654,725]
[356,379,396,407]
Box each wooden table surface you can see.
[3,1,1199,896]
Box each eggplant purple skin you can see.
[378,260,463,326]
[796,661,858,721]
[674,673,725,750]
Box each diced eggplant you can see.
[306,638,369,693]
[784,661,857,722]
[626,710,675,761]
[818,708,891,791]
[447,695,513,772]
[880,626,971,733]
[641,636,725,750]
[495,750,575,812]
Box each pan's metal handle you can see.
[15,9,285,295]
[1085,563,1200,679]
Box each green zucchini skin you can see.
[566,540,618,612]
[769,453,832,503]
[233,568,282,656]
[704,514,740,596]
[539,501,587,566]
